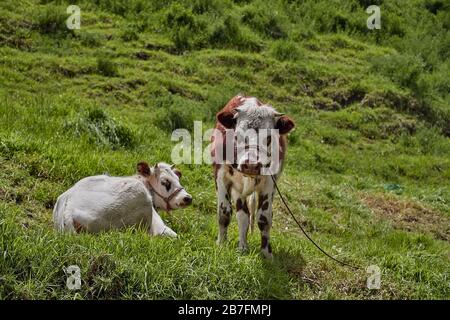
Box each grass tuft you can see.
[96,56,119,77]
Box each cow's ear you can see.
[137,161,151,177]
[275,115,295,135]
[173,169,182,178]
[217,110,236,129]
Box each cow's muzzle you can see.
[179,195,192,207]
[238,160,262,176]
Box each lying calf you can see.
[53,162,192,237]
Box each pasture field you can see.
[0,0,449,299]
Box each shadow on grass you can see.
[259,248,307,299]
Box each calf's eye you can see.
[161,180,172,192]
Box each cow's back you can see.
[53,175,153,232]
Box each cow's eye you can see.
[161,180,172,192]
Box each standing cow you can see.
[53,162,192,237]
[211,95,295,258]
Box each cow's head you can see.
[137,162,192,211]
[217,98,295,176]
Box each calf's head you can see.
[217,98,295,176]
[137,162,192,211]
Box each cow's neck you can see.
[225,167,273,198]
[136,175,166,210]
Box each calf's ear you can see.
[137,161,151,177]
[173,169,182,178]
[275,115,295,135]
[217,110,236,129]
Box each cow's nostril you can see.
[184,196,192,204]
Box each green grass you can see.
[0,0,449,299]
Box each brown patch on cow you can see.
[228,166,234,176]
[275,115,295,135]
[236,198,243,211]
[243,200,249,215]
[361,193,449,241]
[235,198,249,215]
[258,215,269,231]
[219,214,230,227]
[217,111,236,129]
[258,194,269,209]
[261,235,272,252]
[137,161,150,176]
[73,220,85,233]
[219,202,232,227]
[261,235,268,249]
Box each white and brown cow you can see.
[211,95,295,258]
[53,162,192,237]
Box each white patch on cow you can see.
[236,99,276,131]
[54,175,155,233]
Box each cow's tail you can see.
[248,192,257,233]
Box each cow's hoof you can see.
[261,250,273,260]
[237,244,248,253]
[162,227,178,238]
[216,238,226,246]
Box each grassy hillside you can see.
[0,0,449,299]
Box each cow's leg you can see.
[257,191,274,259]
[71,209,89,233]
[248,192,257,233]
[216,169,232,244]
[149,208,177,238]
[236,197,250,251]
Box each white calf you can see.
[53,162,192,237]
